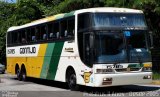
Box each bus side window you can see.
[60,20,67,38]
[56,31,60,38]
[13,31,20,44]
[31,28,36,42]
[41,25,47,40]
[48,23,54,40]
[26,29,31,43]
[50,33,53,38]
[68,18,75,37]
[17,31,21,44]
[21,30,27,43]
[64,30,68,37]
[35,26,40,41]
[43,33,47,40]
[32,36,36,41]
[7,32,12,45]
[12,31,18,44]
[53,22,59,39]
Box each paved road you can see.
[0,74,160,97]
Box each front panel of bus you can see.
[77,12,152,87]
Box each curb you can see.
[152,80,160,85]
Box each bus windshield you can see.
[77,13,151,64]
[95,31,127,63]
[126,30,151,63]
[127,31,146,48]
[93,13,146,27]
[94,30,151,64]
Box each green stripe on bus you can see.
[40,43,55,79]
[46,42,64,80]
[128,64,143,68]
[63,11,75,17]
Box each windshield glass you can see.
[93,13,146,27]
[125,31,151,62]
[126,31,146,48]
[93,30,151,64]
[95,31,127,63]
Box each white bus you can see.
[6,7,152,90]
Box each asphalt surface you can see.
[0,74,160,97]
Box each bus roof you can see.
[7,7,143,32]
[75,7,143,14]
[7,11,75,32]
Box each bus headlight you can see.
[96,69,115,74]
[102,77,112,85]
[143,75,152,79]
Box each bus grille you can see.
[115,68,141,72]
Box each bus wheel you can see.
[16,69,21,81]
[21,71,27,81]
[21,67,27,81]
[67,70,79,91]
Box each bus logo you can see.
[81,72,92,83]
[20,47,36,54]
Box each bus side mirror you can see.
[149,31,154,49]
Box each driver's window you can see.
[96,32,123,56]
[83,33,90,64]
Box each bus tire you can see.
[21,71,26,81]
[15,65,21,81]
[21,66,27,81]
[67,70,79,91]
[16,68,21,81]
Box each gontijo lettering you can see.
[20,47,36,54]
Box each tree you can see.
[0,1,15,64]
[0,0,44,64]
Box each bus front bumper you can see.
[93,72,152,87]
